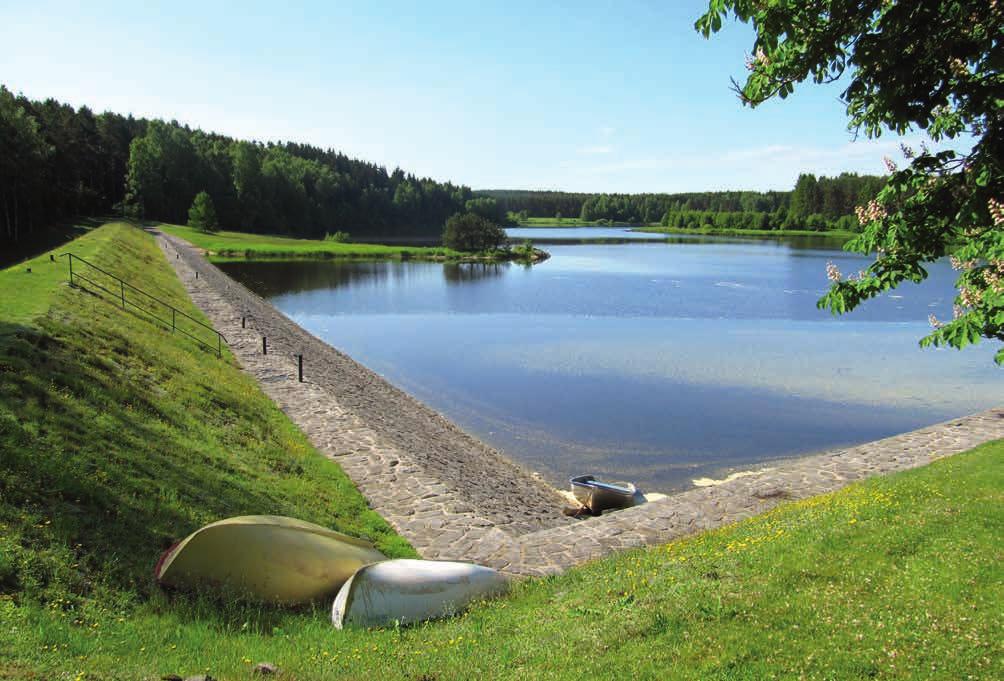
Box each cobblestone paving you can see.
[155,232,573,561]
[155,231,1004,577]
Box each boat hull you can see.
[156,515,386,605]
[570,475,639,513]
[332,559,509,629]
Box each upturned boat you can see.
[155,515,386,604]
[331,559,509,629]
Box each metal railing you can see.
[61,252,227,357]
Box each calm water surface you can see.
[219,228,1001,491]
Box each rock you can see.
[184,676,215,681]
[753,486,791,500]
[254,662,279,676]
[161,676,183,681]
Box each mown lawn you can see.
[1,222,1000,680]
[158,224,460,260]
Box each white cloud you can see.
[579,145,614,154]
[557,134,969,191]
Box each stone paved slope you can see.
[156,231,573,561]
[156,230,1004,576]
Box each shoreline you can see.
[156,228,575,563]
[633,225,857,239]
[159,223,550,264]
[156,227,1004,576]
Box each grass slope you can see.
[1,223,1000,680]
[159,224,461,261]
[0,222,413,674]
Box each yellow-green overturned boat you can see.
[331,559,509,628]
[155,515,386,605]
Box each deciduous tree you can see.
[442,212,507,252]
[698,0,1004,363]
[187,191,218,233]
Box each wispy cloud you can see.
[559,134,968,191]
[579,145,614,154]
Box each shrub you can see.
[442,212,507,252]
[187,191,218,233]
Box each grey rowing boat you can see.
[570,475,640,513]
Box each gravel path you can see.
[154,230,1004,576]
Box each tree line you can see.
[1,85,142,244]
[480,173,886,231]
[1,85,478,247]
[2,82,888,250]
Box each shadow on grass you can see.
[0,217,109,269]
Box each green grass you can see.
[635,225,858,240]
[0,222,413,674]
[158,224,463,261]
[0,218,107,270]
[2,222,1001,680]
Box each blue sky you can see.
[2,0,926,193]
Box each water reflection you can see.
[443,262,510,284]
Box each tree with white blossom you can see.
[699,0,1004,364]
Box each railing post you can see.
[262,336,267,355]
[120,281,126,309]
[242,316,246,329]
[298,354,303,382]
[172,308,176,332]
[218,334,222,358]
[68,254,74,285]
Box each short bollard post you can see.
[50,254,55,262]
[298,354,303,382]
[195,271,199,280]
[262,336,267,355]
[241,316,246,329]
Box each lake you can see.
[218,228,1001,492]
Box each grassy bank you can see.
[0,222,414,673]
[158,224,460,260]
[635,225,857,240]
[158,224,548,263]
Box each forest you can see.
[0,85,476,248]
[2,83,886,254]
[481,173,886,231]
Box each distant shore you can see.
[633,225,857,239]
[512,220,857,240]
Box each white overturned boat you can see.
[332,559,509,629]
[570,475,640,513]
[155,515,386,605]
